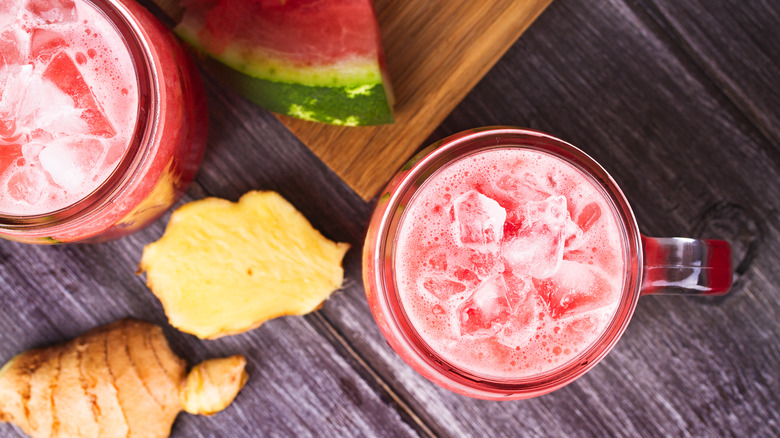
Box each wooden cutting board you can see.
[149,0,553,200]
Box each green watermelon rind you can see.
[175,20,394,126]
[205,57,394,125]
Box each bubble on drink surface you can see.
[533,260,617,319]
[458,275,512,337]
[26,0,77,25]
[39,136,105,191]
[501,195,568,279]
[452,190,506,253]
[30,28,68,62]
[6,165,46,204]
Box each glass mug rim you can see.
[0,0,156,229]
[363,126,644,399]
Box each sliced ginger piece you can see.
[0,319,248,438]
[139,190,350,339]
[180,356,248,416]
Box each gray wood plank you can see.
[636,0,780,147]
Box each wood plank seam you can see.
[305,312,438,438]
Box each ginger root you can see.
[139,191,350,339]
[0,319,248,438]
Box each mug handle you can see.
[641,236,732,296]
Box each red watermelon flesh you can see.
[42,51,116,137]
[180,0,384,67]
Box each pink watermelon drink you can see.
[363,127,732,399]
[0,0,207,243]
[394,148,625,379]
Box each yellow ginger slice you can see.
[140,191,350,339]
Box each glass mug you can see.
[363,127,732,400]
[0,0,207,244]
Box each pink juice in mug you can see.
[0,0,138,215]
[394,148,625,378]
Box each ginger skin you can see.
[0,319,248,438]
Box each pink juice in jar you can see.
[0,0,207,243]
[394,148,625,379]
[0,0,138,215]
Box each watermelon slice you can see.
[175,0,394,126]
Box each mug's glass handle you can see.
[641,236,732,296]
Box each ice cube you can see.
[496,292,539,349]
[501,195,568,279]
[421,276,466,300]
[0,0,20,29]
[20,72,87,136]
[486,173,552,210]
[502,271,533,311]
[38,136,104,191]
[42,51,115,137]
[0,30,25,69]
[6,166,46,204]
[30,28,68,62]
[533,260,618,319]
[467,250,504,278]
[0,65,33,138]
[21,142,45,162]
[457,275,512,337]
[26,0,77,24]
[453,190,506,252]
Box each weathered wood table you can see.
[2,0,778,436]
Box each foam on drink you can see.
[394,148,625,379]
[0,0,139,215]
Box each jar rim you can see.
[0,0,156,228]
[365,127,644,399]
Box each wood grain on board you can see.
[149,0,554,200]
